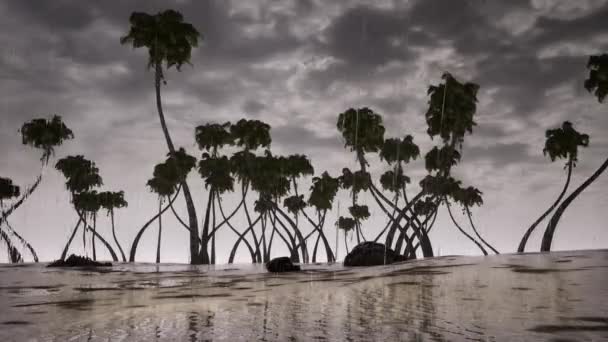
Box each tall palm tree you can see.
[537,54,608,251]
[518,121,586,252]
[539,122,591,251]
[121,9,202,264]
[1,116,73,230]
[98,191,128,262]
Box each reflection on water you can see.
[1,250,608,341]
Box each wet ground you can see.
[1,249,607,341]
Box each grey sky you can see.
[1,0,607,263]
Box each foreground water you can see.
[1,250,607,341]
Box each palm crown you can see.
[20,115,74,164]
[120,10,201,74]
[584,54,608,103]
[0,177,20,202]
[543,121,589,167]
[55,155,103,193]
[426,73,479,145]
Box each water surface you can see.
[1,250,608,341]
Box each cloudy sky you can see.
[1,0,607,263]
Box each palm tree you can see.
[1,116,73,233]
[146,148,197,263]
[518,121,587,252]
[228,119,272,263]
[98,191,128,262]
[301,171,340,262]
[121,9,202,264]
[453,186,499,254]
[538,122,591,251]
[0,177,25,263]
[72,190,102,260]
[195,122,234,264]
[55,155,105,260]
[536,54,608,251]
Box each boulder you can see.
[343,242,406,267]
[47,254,112,267]
[266,256,301,273]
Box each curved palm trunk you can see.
[110,210,127,262]
[211,196,216,265]
[129,189,180,262]
[82,214,88,257]
[217,197,256,263]
[92,214,97,261]
[541,156,608,252]
[86,226,118,261]
[228,215,262,263]
[3,219,38,262]
[274,206,309,262]
[156,198,162,264]
[0,174,43,227]
[154,63,200,265]
[465,206,499,254]
[518,162,572,252]
[445,199,488,255]
[60,218,82,260]
[199,190,214,264]
[0,227,23,263]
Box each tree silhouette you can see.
[534,55,608,251]
[55,155,112,260]
[0,177,24,263]
[121,9,202,264]
[538,121,591,251]
[98,191,128,262]
[195,122,235,264]
[147,148,196,263]
[0,116,73,260]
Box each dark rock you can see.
[47,254,112,268]
[343,242,407,267]
[266,257,301,273]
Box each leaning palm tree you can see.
[518,121,587,252]
[1,116,73,231]
[121,9,202,264]
[537,54,608,251]
[98,191,128,262]
[539,121,591,251]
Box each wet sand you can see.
[1,250,607,341]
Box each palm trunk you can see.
[129,188,180,262]
[465,206,499,254]
[199,190,214,264]
[154,63,200,264]
[61,218,82,260]
[228,215,262,263]
[211,195,216,265]
[92,214,97,261]
[110,210,127,262]
[0,173,43,227]
[518,161,572,252]
[82,214,88,257]
[3,218,38,262]
[156,198,162,264]
[541,156,608,251]
[445,198,488,255]
[86,226,118,261]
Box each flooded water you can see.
[1,250,607,341]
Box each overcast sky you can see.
[1,0,607,263]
